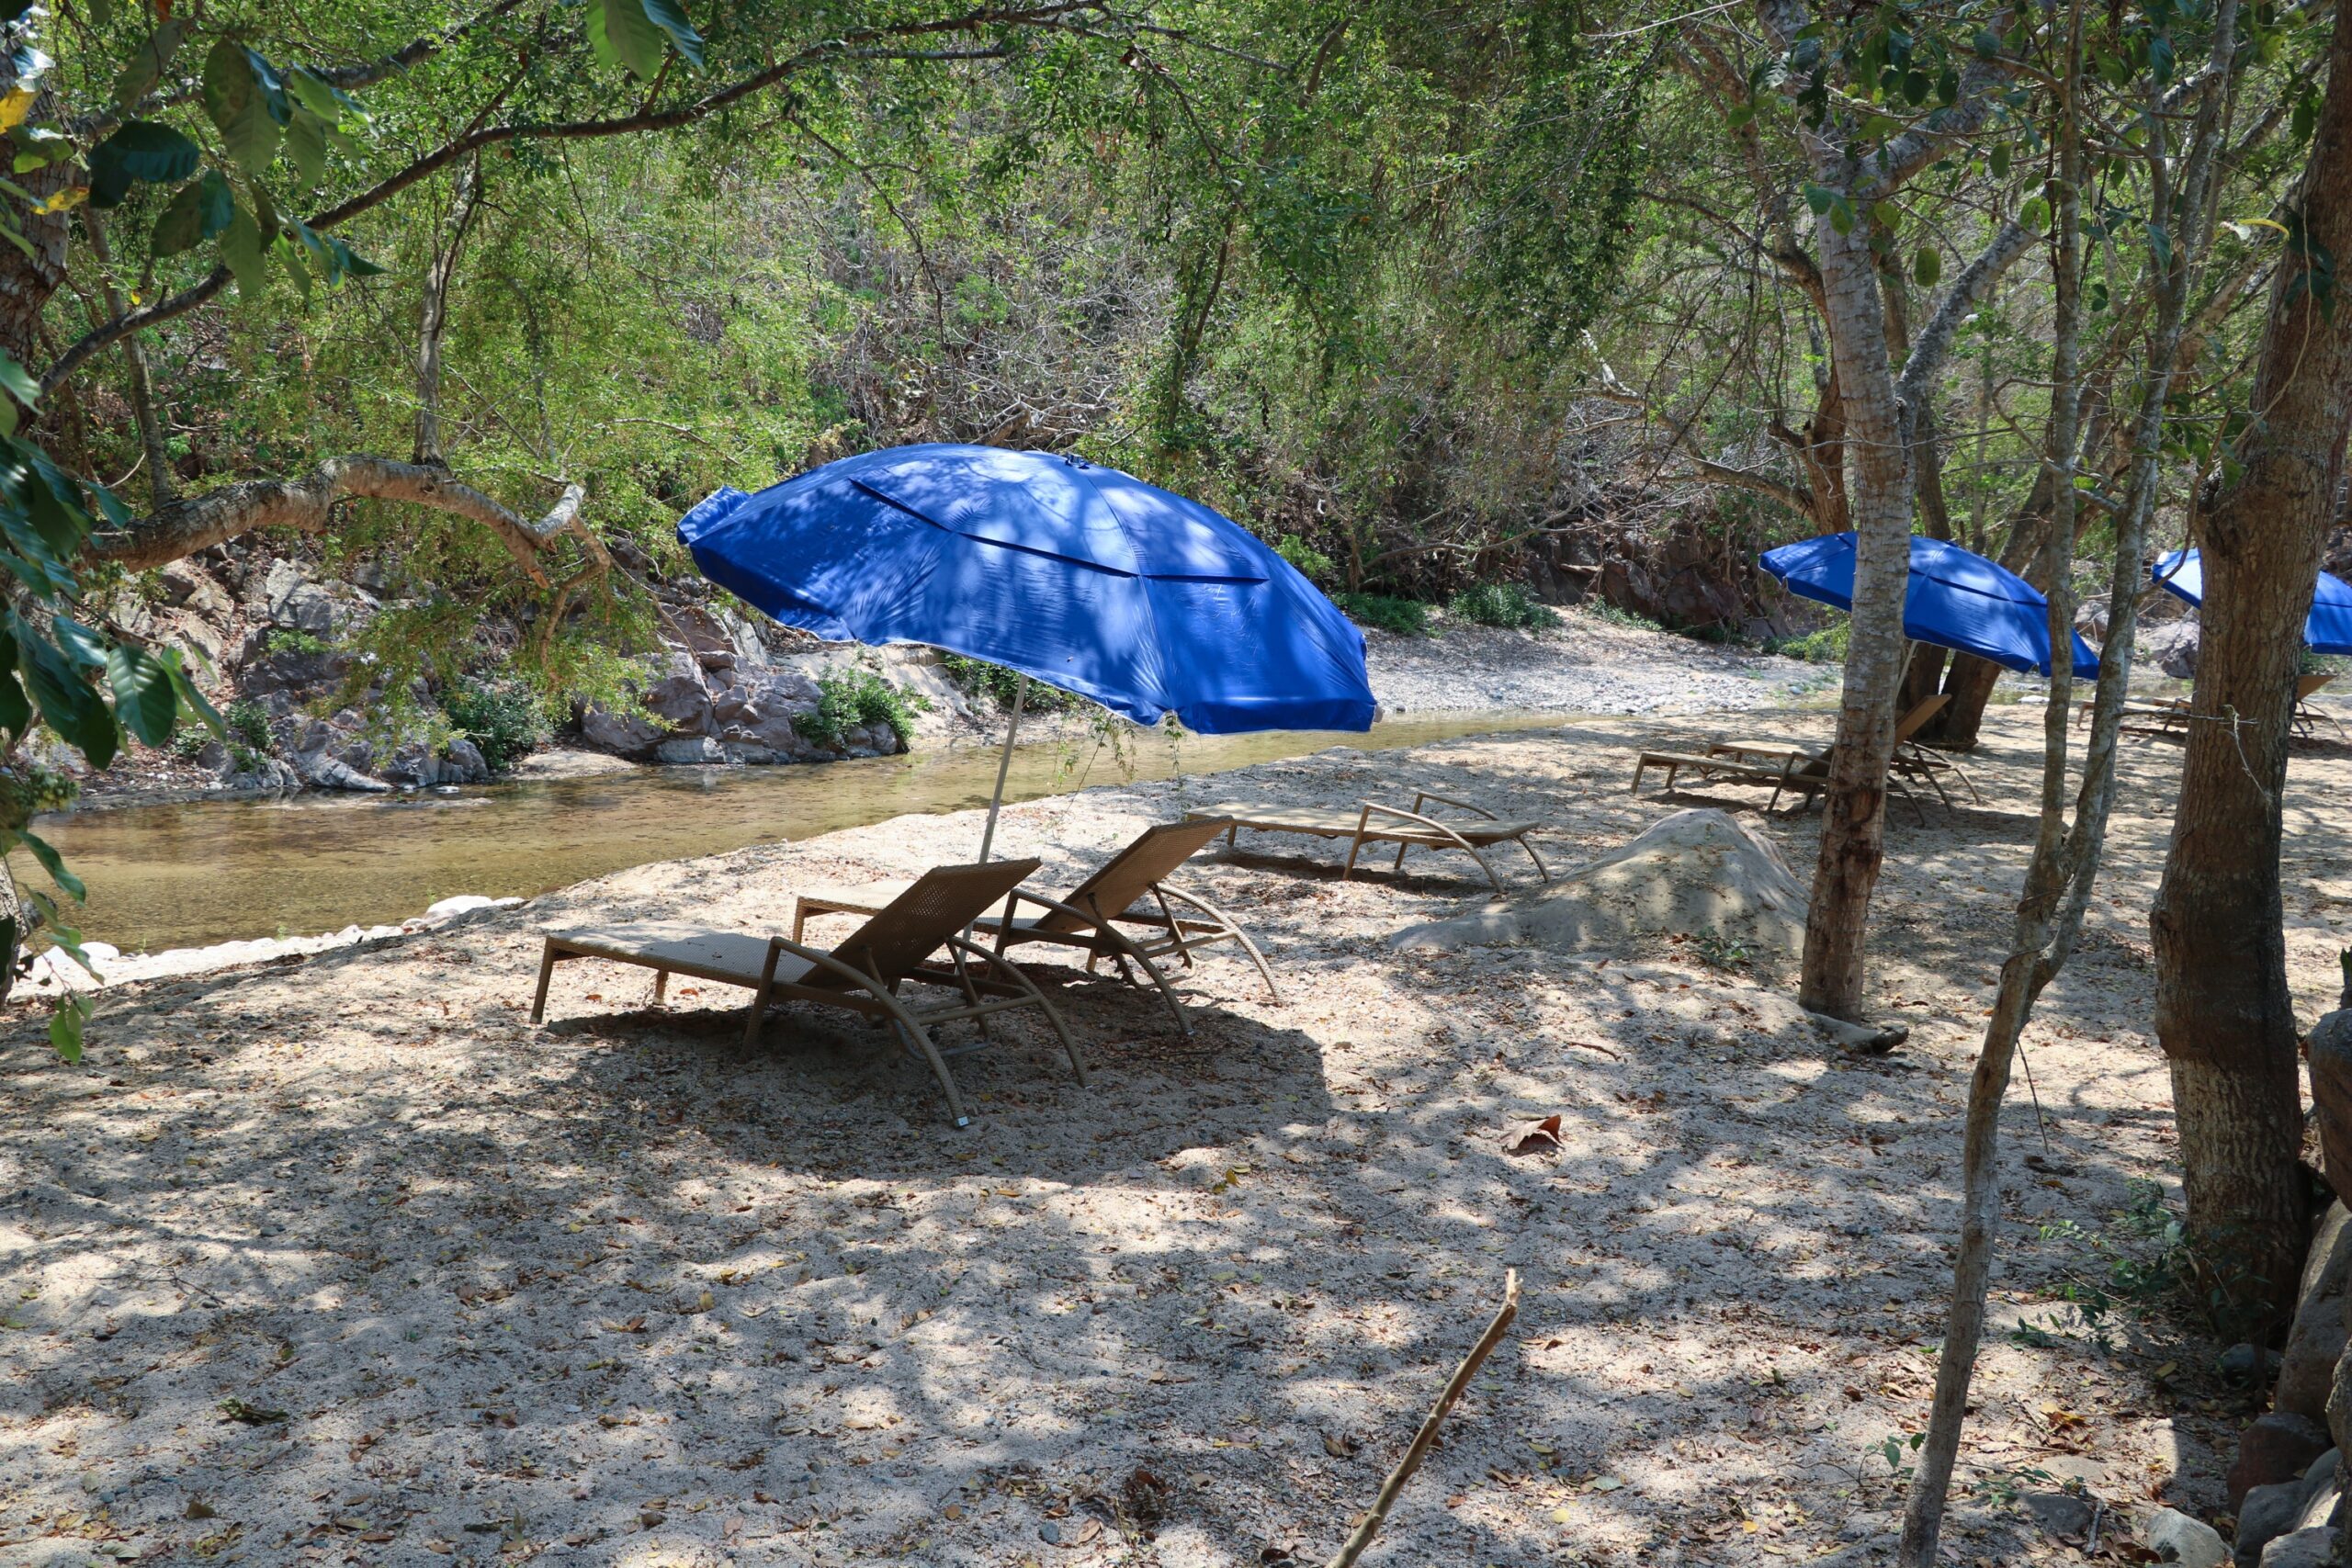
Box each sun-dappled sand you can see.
[5,708,2349,1566]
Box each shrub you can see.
[797,671,922,750]
[1274,534,1335,582]
[1330,591,1432,637]
[222,699,273,751]
[1448,581,1560,631]
[441,679,550,774]
[937,652,1080,715]
[1764,623,1850,664]
[265,628,334,657]
[1585,599,1663,632]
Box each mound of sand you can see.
[1392,807,1809,954]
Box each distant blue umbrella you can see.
[2151,547,2352,656]
[1761,531,2101,679]
[678,444,1375,857]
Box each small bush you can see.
[1331,591,1432,637]
[1274,534,1335,582]
[442,679,550,775]
[1764,623,1850,664]
[265,628,334,657]
[1448,581,1560,631]
[797,671,922,750]
[937,652,1080,715]
[1585,599,1662,632]
[222,700,273,751]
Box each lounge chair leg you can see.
[652,968,669,1004]
[895,1018,973,1128]
[742,942,785,1050]
[1518,838,1550,884]
[949,947,993,1041]
[1158,886,1281,1004]
[1463,842,1506,896]
[530,942,560,1023]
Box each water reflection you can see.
[34,711,1568,953]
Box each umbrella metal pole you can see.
[977,675,1027,865]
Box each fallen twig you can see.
[1323,1269,1520,1568]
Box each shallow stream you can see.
[36,710,1566,954]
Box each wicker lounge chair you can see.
[1634,694,1956,818]
[531,859,1082,1128]
[792,818,1276,1036]
[2296,674,2348,740]
[1182,788,1548,895]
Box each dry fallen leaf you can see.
[1501,1114,1565,1155]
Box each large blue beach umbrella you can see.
[678,444,1375,855]
[2152,547,2352,656]
[1761,531,2102,679]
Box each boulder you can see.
[295,749,391,793]
[2280,1206,2352,1422]
[442,739,490,783]
[579,705,665,759]
[654,736,725,765]
[641,673,716,734]
[2256,1526,2336,1566]
[2233,1419,2335,1514]
[1392,807,1808,955]
[2020,1489,2094,1539]
[2313,1001,2352,1207]
[2144,1506,2228,1567]
[2141,619,2201,679]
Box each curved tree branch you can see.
[87,456,590,585]
[1897,220,2035,413]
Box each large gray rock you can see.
[640,673,716,734]
[443,739,490,783]
[654,736,725,765]
[2313,1004,2352,1207]
[2141,619,2200,678]
[295,748,391,793]
[2232,1414,2332,1508]
[2145,1506,2228,1567]
[2280,1206,2352,1422]
[2238,1451,2339,1564]
[2256,1526,2336,1566]
[579,705,665,758]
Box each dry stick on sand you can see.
[1324,1269,1521,1568]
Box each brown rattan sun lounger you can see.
[792,818,1277,1037]
[1182,788,1548,895]
[531,859,1082,1128]
[2296,674,2348,740]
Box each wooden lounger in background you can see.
[792,818,1277,1036]
[1184,787,1548,895]
[531,859,1084,1128]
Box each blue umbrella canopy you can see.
[1760,531,2101,679]
[677,445,1375,735]
[2152,547,2352,657]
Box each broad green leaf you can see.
[18,829,85,900]
[285,108,326,188]
[220,197,269,299]
[0,668,27,737]
[162,651,223,737]
[325,235,386,279]
[276,233,311,301]
[1871,200,1901,230]
[203,39,284,177]
[152,178,207,255]
[52,617,108,669]
[113,18,187,110]
[14,616,118,768]
[590,0,673,80]
[640,0,706,67]
[49,993,89,1063]
[2021,196,2051,231]
[1989,142,2010,179]
[284,66,360,124]
[0,351,34,409]
[1804,183,1834,216]
[11,126,73,173]
[1827,196,1856,235]
[1914,246,1941,286]
[87,121,199,208]
[105,645,177,746]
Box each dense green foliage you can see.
[936,654,1081,716]
[441,679,552,775]
[798,671,922,750]
[1329,592,1431,638]
[1448,583,1560,632]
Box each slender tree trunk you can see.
[2150,0,2352,1317]
[78,210,174,506]
[413,160,483,468]
[1797,200,1914,1017]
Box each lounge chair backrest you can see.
[1894,693,1951,745]
[1041,818,1232,934]
[821,858,1041,984]
[2298,673,2335,700]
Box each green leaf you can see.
[49,993,89,1064]
[220,197,269,299]
[1871,200,1901,231]
[113,18,187,110]
[1804,183,1835,216]
[10,126,73,174]
[0,351,37,410]
[105,645,177,747]
[89,0,114,28]
[2148,220,2173,270]
[163,650,223,737]
[86,120,199,208]
[284,66,366,126]
[324,235,386,279]
[14,617,118,768]
[51,618,107,670]
[1827,196,1856,235]
[2021,196,2051,231]
[1914,246,1941,286]
[202,39,285,177]
[1989,142,2011,179]
[589,0,673,80]
[1725,102,1755,130]
[152,176,215,255]
[18,829,85,900]
[1937,67,1959,107]
[639,0,706,68]
[0,668,28,737]
[284,108,325,188]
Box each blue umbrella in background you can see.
[1761,531,2102,678]
[679,444,1376,858]
[2151,547,2352,656]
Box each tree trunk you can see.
[2149,0,2352,1328]
[1798,206,1915,1019]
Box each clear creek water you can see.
[34,711,1568,954]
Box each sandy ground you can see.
[1363,609,1832,717]
[5,705,2350,1567]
